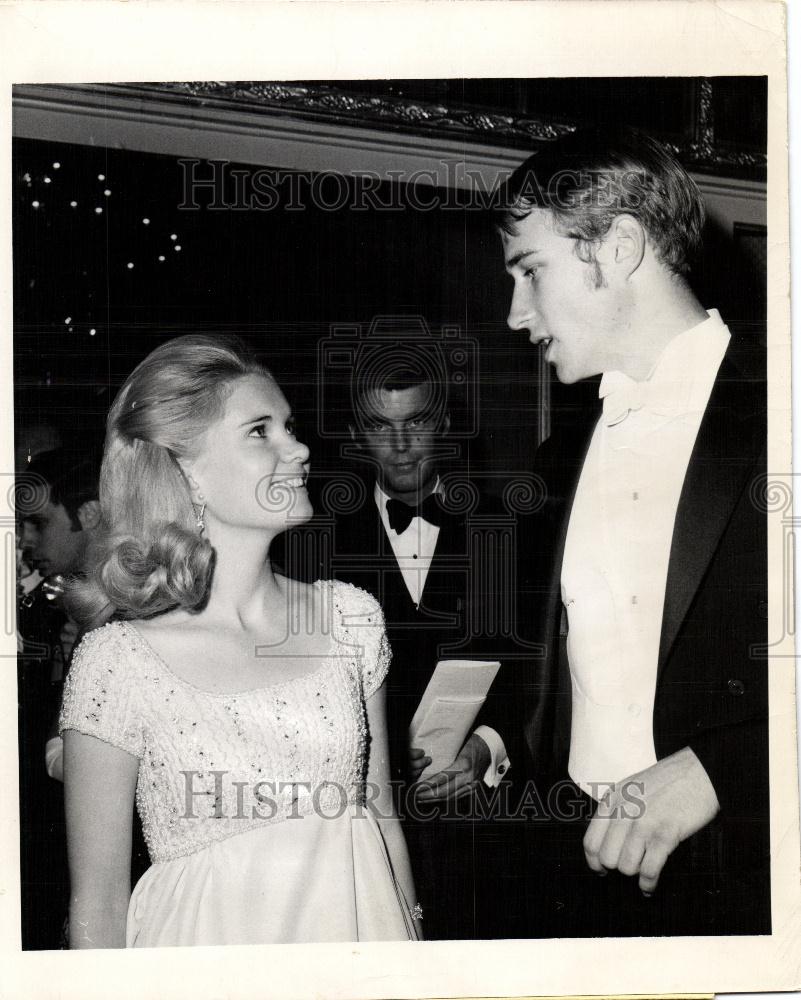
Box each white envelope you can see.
[408,659,501,781]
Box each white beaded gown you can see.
[59,580,418,947]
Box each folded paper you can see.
[409,659,501,780]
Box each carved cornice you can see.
[130,80,765,178]
[13,80,767,183]
[136,80,579,148]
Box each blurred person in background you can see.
[16,445,100,949]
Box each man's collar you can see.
[598,310,730,424]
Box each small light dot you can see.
[127,262,134,269]
[95,207,103,214]
[174,245,181,252]
[170,233,177,240]
[31,200,40,208]
[89,328,97,336]
[68,326,74,333]
[23,173,31,182]
[158,255,165,262]
[52,162,60,170]
[142,217,150,225]
[70,200,77,207]
[43,176,51,184]
[104,189,111,197]
[64,317,72,324]
[98,173,105,181]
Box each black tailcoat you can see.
[518,356,769,936]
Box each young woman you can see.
[60,335,420,947]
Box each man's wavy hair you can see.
[17,447,101,531]
[495,126,705,275]
[68,334,269,630]
[350,340,450,431]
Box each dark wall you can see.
[13,138,543,488]
[13,119,765,489]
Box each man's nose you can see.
[391,426,410,452]
[20,523,36,550]
[507,282,536,333]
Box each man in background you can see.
[297,335,524,939]
[16,446,101,948]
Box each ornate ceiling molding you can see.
[137,80,578,148]
[14,80,766,183]
[138,80,766,177]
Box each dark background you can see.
[13,76,767,492]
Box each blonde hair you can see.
[69,334,269,628]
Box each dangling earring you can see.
[194,493,206,536]
[186,471,206,536]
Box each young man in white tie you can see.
[499,127,768,936]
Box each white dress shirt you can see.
[374,482,510,786]
[376,482,440,608]
[561,310,730,798]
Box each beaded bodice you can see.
[60,581,390,864]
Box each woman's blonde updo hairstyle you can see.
[69,334,269,629]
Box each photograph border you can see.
[0,3,797,998]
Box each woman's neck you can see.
[202,522,285,629]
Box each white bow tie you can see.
[599,371,678,427]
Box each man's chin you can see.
[553,363,581,386]
[383,470,435,498]
[385,478,420,496]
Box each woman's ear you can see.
[176,459,205,502]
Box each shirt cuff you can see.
[45,736,64,783]
[474,725,511,788]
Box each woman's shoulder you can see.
[125,607,193,641]
[68,620,148,683]
[319,579,385,622]
[61,620,147,753]
[73,619,133,660]
[64,622,144,710]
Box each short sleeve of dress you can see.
[332,581,392,701]
[59,622,145,759]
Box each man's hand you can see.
[409,747,432,782]
[414,733,491,803]
[583,746,720,895]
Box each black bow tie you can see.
[386,495,451,534]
